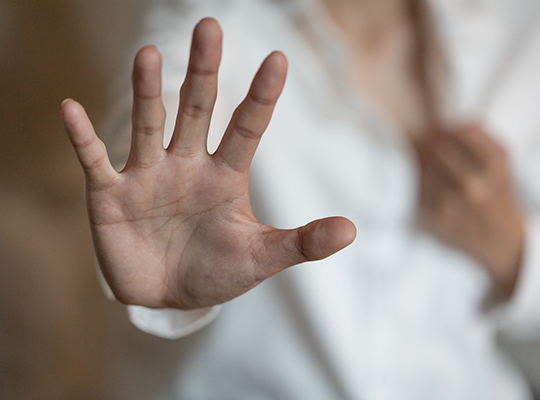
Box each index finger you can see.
[213,51,288,172]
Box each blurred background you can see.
[0,1,187,399]
[2,1,540,399]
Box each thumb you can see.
[259,216,356,276]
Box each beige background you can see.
[0,1,185,399]
[2,1,540,399]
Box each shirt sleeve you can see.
[96,262,222,339]
[127,305,222,339]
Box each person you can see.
[61,0,540,398]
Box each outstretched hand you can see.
[61,18,356,310]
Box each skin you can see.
[63,1,524,309]
[61,18,356,310]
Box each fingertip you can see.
[134,45,162,73]
[188,17,223,75]
[324,216,357,249]
[264,52,288,88]
[250,51,288,104]
[61,98,74,121]
[132,46,164,102]
[137,44,161,59]
[339,217,357,246]
[61,97,73,108]
[61,98,84,126]
[298,216,356,262]
[61,97,78,113]
[60,99,94,145]
[195,17,223,39]
[193,17,223,52]
[267,51,288,70]
[263,51,288,78]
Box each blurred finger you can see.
[169,18,222,154]
[435,140,476,184]
[214,51,287,172]
[128,46,167,168]
[61,99,118,189]
[420,161,445,208]
[436,142,490,204]
[453,126,505,171]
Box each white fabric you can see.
[104,0,540,398]
[127,304,221,339]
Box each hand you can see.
[61,18,356,310]
[417,125,524,296]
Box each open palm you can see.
[61,18,356,310]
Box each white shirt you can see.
[103,0,540,398]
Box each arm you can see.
[61,18,356,311]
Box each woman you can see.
[62,0,540,398]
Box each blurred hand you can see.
[61,18,356,310]
[417,125,524,296]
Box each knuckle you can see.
[181,99,213,119]
[134,159,158,170]
[294,228,310,262]
[133,90,160,101]
[75,134,96,151]
[249,91,275,107]
[85,153,106,171]
[234,121,260,141]
[133,123,162,136]
[80,153,107,177]
[188,63,218,77]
